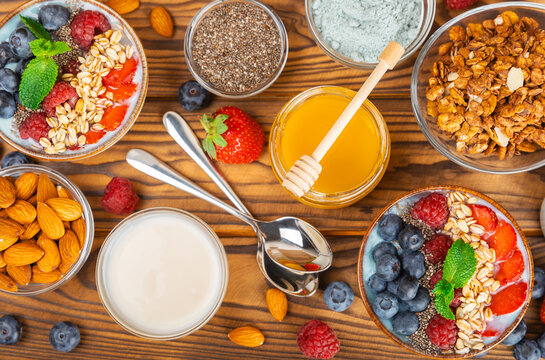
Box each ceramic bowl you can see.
[0,0,148,161]
[357,186,532,358]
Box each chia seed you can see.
[190,1,283,93]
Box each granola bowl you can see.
[358,186,532,358]
[0,0,148,161]
[412,2,545,174]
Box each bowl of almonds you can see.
[0,164,94,295]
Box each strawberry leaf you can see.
[19,56,58,110]
[20,15,51,40]
[202,137,217,159]
[212,134,227,147]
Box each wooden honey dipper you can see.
[282,41,405,198]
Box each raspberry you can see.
[42,82,78,117]
[70,10,111,49]
[19,112,50,142]
[62,59,80,75]
[445,0,477,10]
[411,193,449,230]
[422,234,452,264]
[101,177,139,215]
[450,288,463,308]
[297,320,339,359]
[425,314,458,350]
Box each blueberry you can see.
[39,5,70,31]
[15,57,32,77]
[177,80,212,111]
[398,225,424,251]
[323,281,354,312]
[49,321,80,352]
[392,311,419,336]
[401,251,426,279]
[9,27,36,59]
[377,214,403,241]
[0,68,20,93]
[1,151,33,169]
[513,339,541,360]
[0,42,16,68]
[376,253,401,281]
[537,332,545,356]
[0,315,22,345]
[503,320,527,346]
[0,90,16,119]
[397,274,419,301]
[372,242,397,262]
[387,277,401,295]
[533,267,545,299]
[372,291,399,319]
[368,274,386,293]
[404,286,430,312]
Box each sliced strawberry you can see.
[495,249,524,285]
[102,57,138,87]
[107,83,137,101]
[85,129,106,144]
[540,299,545,324]
[489,282,527,315]
[488,220,517,261]
[469,204,498,234]
[481,327,500,337]
[101,105,128,131]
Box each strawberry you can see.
[540,299,545,324]
[108,83,137,102]
[469,204,498,234]
[481,327,500,338]
[488,220,517,261]
[495,249,524,285]
[102,58,138,88]
[201,106,265,164]
[489,282,527,316]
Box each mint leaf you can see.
[30,39,70,57]
[442,239,477,288]
[19,57,58,110]
[50,41,70,55]
[20,15,51,40]
[433,279,455,320]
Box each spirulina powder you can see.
[311,0,421,63]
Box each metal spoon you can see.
[126,148,332,275]
[162,111,318,296]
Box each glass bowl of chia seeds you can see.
[305,0,435,69]
[184,0,289,98]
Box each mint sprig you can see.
[432,239,477,320]
[200,114,229,159]
[20,16,51,41]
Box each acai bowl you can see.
[0,0,148,161]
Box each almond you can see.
[150,7,173,37]
[107,0,140,15]
[56,186,72,199]
[0,218,24,251]
[63,221,71,229]
[58,260,73,274]
[4,241,44,266]
[6,200,36,225]
[31,266,61,283]
[228,326,265,347]
[6,264,31,285]
[37,174,57,203]
[0,210,7,219]
[0,177,16,209]
[266,288,288,322]
[37,234,60,273]
[15,172,38,200]
[20,220,41,240]
[0,235,18,252]
[0,252,6,268]
[45,198,83,221]
[71,217,87,248]
[27,195,37,206]
[59,230,80,263]
[37,202,65,240]
[0,272,17,292]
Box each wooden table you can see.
[1,0,544,358]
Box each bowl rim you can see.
[411,1,545,174]
[356,185,533,359]
[0,0,149,161]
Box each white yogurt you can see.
[97,208,228,339]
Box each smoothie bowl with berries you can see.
[0,0,147,160]
[357,186,532,358]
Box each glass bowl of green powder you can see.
[305,0,435,69]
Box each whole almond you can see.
[15,172,38,200]
[37,234,61,273]
[6,200,36,225]
[0,235,18,252]
[56,186,72,199]
[71,217,87,247]
[59,230,80,263]
[58,260,73,274]
[37,202,65,240]
[37,174,57,203]
[0,272,17,292]
[20,220,41,240]
[228,326,264,347]
[45,198,83,221]
[32,266,61,284]
[0,252,5,268]
[0,177,16,209]
[107,0,140,14]
[4,241,44,266]
[150,7,173,37]
[27,195,37,206]
[6,264,31,285]
[0,210,7,219]
[266,288,288,322]
[0,218,24,251]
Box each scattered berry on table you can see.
[537,332,545,356]
[375,253,401,281]
[1,151,33,168]
[39,4,70,31]
[0,90,16,119]
[398,225,424,251]
[495,248,524,285]
[488,220,517,261]
[19,112,50,142]
[502,319,526,346]
[0,315,22,345]
[372,291,399,319]
[296,319,339,360]
[0,68,20,93]
[70,10,111,49]
[0,42,16,68]
[469,204,497,233]
[101,177,140,215]
[42,81,79,117]
[372,242,397,262]
[513,339,541,360]
[425,314,458,350]
[410,193,449,230]
[404,286,430,312]
[9,27,36,59]
[397,274,419,301]
[323,281,354,312]
[177,80,212,111]
[533,267,545,299]
[49,321,80,352]
[401,250,425,279]
[422,233,452,264]
[490,282,528,316]
[368,274,386,293]
[445,0,477,11]
[392,311,419,336]
[376,214,403,241]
